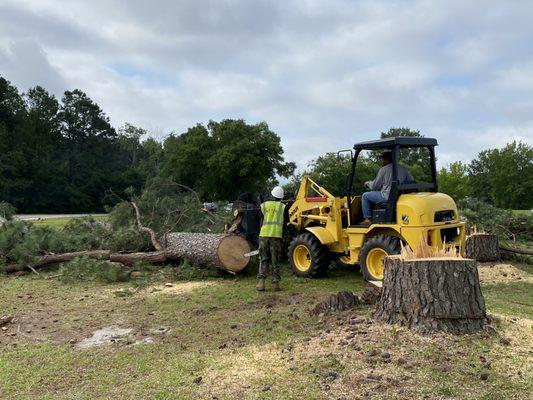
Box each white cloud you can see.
[0,0,532,170]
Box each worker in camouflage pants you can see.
[257,186,286,292]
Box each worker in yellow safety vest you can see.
[256,186,286,291]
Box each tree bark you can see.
[375,256,486,334]
[163,233,251,274]
[360,282,382,305]
[465,233,500,262]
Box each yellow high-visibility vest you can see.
[259,200,286,238]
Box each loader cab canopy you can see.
[353,137,438,150]
[346,137,439,224]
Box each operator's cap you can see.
[380,150,392,160]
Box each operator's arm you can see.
[366,166,386,191]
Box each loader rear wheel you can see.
[360,235,401,281]
[289,232,329,278]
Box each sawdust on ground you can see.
[477,262,532,284]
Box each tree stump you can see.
[465,233,500,262]
[375,256,486,334]
[163,233,251,274]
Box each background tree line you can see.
[0,76,295,212]
[1,75,531,213]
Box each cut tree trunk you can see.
[465,233,500,262]
[1,234,252,275]
[375,256,486,334]
[163,233,251,274]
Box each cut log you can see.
[375,256,486,334]
[163,233,251,273]
[465,233,500,262]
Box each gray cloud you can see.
[0,0,532,170]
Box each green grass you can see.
[29,215,107,228]
[512,210,532,216]
[0,263,531,399]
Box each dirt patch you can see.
[477,262,532,284]
[76,326,158,349]
[76,326,133,349]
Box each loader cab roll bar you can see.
[346,137,439,224]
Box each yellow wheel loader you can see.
[287,137,466,282]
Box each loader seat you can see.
[371,201,388,224]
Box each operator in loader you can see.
[256,186,286,292]
[361,150,413,225]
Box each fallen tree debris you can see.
[499,245,533,255]
[0,315,16,327]
[1,234,252,274]
[312,291,360,315]
[131,201,163,251]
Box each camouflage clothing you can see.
[258,236,282,282]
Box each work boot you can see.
[361,219,372,226]
[272,281,281,291]
[256,278,265,292]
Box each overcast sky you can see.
[1,0,532,170]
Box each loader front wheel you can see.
[360,235,401,281]
[289,232,330,278]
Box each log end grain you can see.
[218,235,251,273]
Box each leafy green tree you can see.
[438,162,471,201]
[59,89,130,211]
[288,153,378,197]
[20,86,64,211]
[469,141,533,209]
[0,76,162,212]
[162,119,295,200]
[0,77,27,205]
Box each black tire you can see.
[359,235,401,281]
[288,232,330,278]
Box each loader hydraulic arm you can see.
[296,176,334,200]
[288,176,337,228]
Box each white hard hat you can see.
[271,186,284,199]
